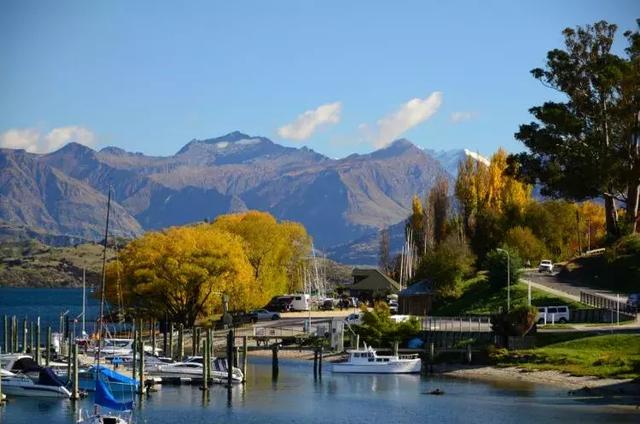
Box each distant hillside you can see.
[0,131,465,263]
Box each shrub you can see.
[485,247,522,288]
[491,304,537,337]
[504,226,547,264]
[355,302,420,347]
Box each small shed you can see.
[398,279,433,316]
[348,268,401,301]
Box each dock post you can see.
[313,348,318,379]
[429,342,435,373]
[138,328,145,396]
[226,330,234,388]
[46,326,51,366]
[29,320,34,353]
[169,323,174,360]
[162,319,167,357]
[206,329,212,381]
[151,320,156,357]
[35,317,40,365]
[356,334,360,350]
[2,315,7,353]
[132,325,137,382]
[22,318,27,353]
[393,341,399,357]
[200,339,209,391]
[71,342,79,400]
[194,328,200,357]
[242,336,248,383]
[178,324,184,361]
[11,316,17,353]
[67,334,72,382]
[318,346,323,379]
[466,343,472,364]
[272,343,279,381]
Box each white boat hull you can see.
[1,381,72,398]
[332,359,422,374]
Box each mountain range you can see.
[0,131,477,264]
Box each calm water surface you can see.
[0,288,637,423]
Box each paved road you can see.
[521,270,628,303]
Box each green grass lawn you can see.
[491,334,640,379]
[432,274,588,316]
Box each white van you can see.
[288,294,310,311]
[537,305,570,324]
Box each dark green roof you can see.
[350,268,401,292]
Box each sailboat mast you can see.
[96,187,112,372]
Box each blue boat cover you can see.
[91,365,138,387]
[38,368,66,387]
[95,378,133,411]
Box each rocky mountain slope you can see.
[0,131,458,262]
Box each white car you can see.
[538,260,554,273]
[251,309,281,321]
[537,305,570,324]
[345,312,363,326]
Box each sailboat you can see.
[78,188,134,424]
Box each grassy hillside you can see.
[0,241,114,287]
[432,274,587,316]
[491,334,640,379]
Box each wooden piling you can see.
[162,319,168,357]
[71,343,79,400]
[138,328,145,395]
[200,339,209,391]
[34,317,40,365]
[206,329,212,381]
[466,343,472,364]
[194,328,200,357]
[318,346,323,378]
[169,323,174,360]
[29,320,34,353]
[132,325,137,383]
[242,336,248,383]
[393,341,399,357]
[22,318,27,353]
[313,349,318,379]
[151,320,156,357]
[356,334,360,350]
[12,316,17,353]
[226,330,234,387]
[46,326,51,366]
[272,343,279,380]
[178,324,184,361]
[2,315,7,353]
[67,334,72,382]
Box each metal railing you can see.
[422,316,492,332]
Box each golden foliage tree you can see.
[106,225,255,326]
[211,211,311,306]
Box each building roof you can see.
[399,279,433,296]
[350,268,401,292]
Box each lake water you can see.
[0,288,637,423]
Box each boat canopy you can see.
[38,368,67,387]
[91,365,139,387]
[95,378,133,412]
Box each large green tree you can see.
[508,20,640,236]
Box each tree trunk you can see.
[627,183,640,233]
[604,193,619,237]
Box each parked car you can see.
[627,293,640,309]
[538,260,554,273]
[251,309,281,321]
[265,296,293,312]
[345,312,363,325]
[536,305,570,324]
[320,298,337,311]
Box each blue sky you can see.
[0,1,637,158]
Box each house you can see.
[398,279,433,316]
[348,268,401,301]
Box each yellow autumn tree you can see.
[210,211,311,307]
[577,201,606,251]
[105,225,255,326]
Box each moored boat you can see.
[331,345,421,374]
[1,368,72,398]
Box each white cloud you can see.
[450,111,478,124]
[278,101,342,141]
[0,126,97,153]
[374,92,443,148]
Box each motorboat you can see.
[77,379,133,424]
[149,357,243,383]
[87,339,160,357]
[1,367,72,398]
[332,345,421,374]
